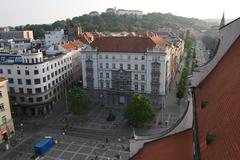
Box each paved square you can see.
[79,146,93,154]
[72,153,88,160]
[59,151,75,160]
[67,144,81,152]
[47,149,62,158]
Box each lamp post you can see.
[65,87,68,113]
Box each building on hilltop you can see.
[0,40,83,116]
[0,78,15,144]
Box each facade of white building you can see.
[116,9,143,17]
[0,45,81,116]
[81,36,174,106]
[45,30,66,49]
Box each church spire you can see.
[220,12,225,28]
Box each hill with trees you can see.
[15,12,213,39]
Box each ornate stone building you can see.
[81,35,184,107]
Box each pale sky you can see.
[0,0,239,26]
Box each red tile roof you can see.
[131,130,193,160]
[60,40,83,50]
[90,36,169,53]
[194,35,240,160]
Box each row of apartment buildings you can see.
[0,30,183,116]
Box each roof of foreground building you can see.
[194,34,240,160]
[131,129,193,160]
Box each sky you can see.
[0,0,239,26]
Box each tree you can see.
[176,60,189,99]
[67,87,91,116]
[124,93,156,128]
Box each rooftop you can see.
[194,34,240,159]
[131,130,193,160]
[90,36,169,53]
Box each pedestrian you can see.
[105,137,109,143]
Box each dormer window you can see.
[201,101,208,109]
[206,134,216,145]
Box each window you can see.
[47,67,49,71]
[25,70,29,75]
[100,63,103,68]
[17,79,22,84]
[105,55,108,59]
[106,73,109,78]
[45,95,48,100]
[35,88,41,93]
[112,63,116,69]
[120,64,123,69]
[106,63,109,69]
[134,84,138,91]
[51,72,54,78]
[9,87,15,93]
[112,56,115,59]
[142,56,145,60]
[141,84,145,91]
[34,79,41,84]
[34,70,39,75]
[106,81,110,88]
[0,103,5,112]
[43,77,46,83]
[100,81,103,88]
[135,64,138,70]
[2,116,7,124]
[20,97,25,102]
[44,86,47,91]
[26,79,31,85]
[17,70,21,75]
[141,65,145,70]
[8,78,14,84]
[127,64,131,70]
[42,68,45,73]
[128,56,131,60]
[135,56,138,60]
[134,74,138,80]
[100,72,103,78]
[36,97,43,102]
[19,88,24,93]
[7,69,11,74]
[47,75,50,80]
[28,98,33,102]
[0,91,2,97]
[0,69,3,73]
[27,88,32,94]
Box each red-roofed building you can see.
[81,35,183,107]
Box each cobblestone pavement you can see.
[1,132,130,160]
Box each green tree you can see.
[124,93,156,128]
[176,60,189,99]
[67,87,91,116]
